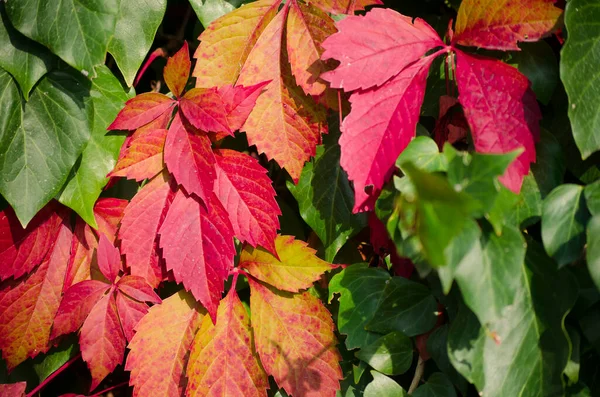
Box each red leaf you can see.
[159,190,235,321]
[310,0,383,14]
[51,280,110,339]
[321,8,444,91]
[97,234,121,283]
[119,172,175,288]
[455,50,540,192]
[0,202,64,280]
[340,55,436,212]
[93,198,128,242]
[115,291,149,342]
[80,292,126,391]
[453,0,562,51]
[108,93,175,131]
[0,223,71,369]
[0,382,27,397]
[64,219,97,290]
[180,88,233,135]
[164,113,216,206]
[116,275,161,304]
[214,149,280,254]
[109,128,168,182]
[217,82,269,131]
[164,42,191,98]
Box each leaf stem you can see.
[25,352,82,397]
[90,381,129,396]
[408,355,425,394]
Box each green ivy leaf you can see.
[584,179,600,216]
[363,371,407,397]
[366,276,438,336]
[530,129,566,198]
[412,373,457,397]
[561,0,600,159]
[355,331,413,376]
[0,69,92,226]
[0,4,55,100]
[108,0,167,87]
[58,66,133,227]
[425,326,468,394]
[587,215,600,292]
[509,41,558,105]
[288,127,366,262]
[505,174,541,228]
[329,264,389,350]
[190,0,242,27]
[542,184,591,266]
[5,0,119,76]
[31,337,78,382]
[395,136,447,173]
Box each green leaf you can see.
[363,371,407,397]
[5,0,119,76]
[587,215,600,292]
[396,136,446,173]
[108,0,167,86]
[31,337,78,382]
[366,276,438,336]
[288,127,367,262]
[425,326,468,394]
[509,41,558,105]
[58,66,133,227]
[564,326,581,385]
[504,174,541,228]
[448,240,578,397]
[412,373,457,397]
[190,0,241,27]
[0,4,55,100]
[584,179,600,216]
[0,69,92,226]
[355,332,413,376]
[560,0,600,159]
[530,129,566,198]
[542,184,591,266]
[329,264,389,350]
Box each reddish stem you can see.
[133,47,167,87]
[90,381,129,397]
[26,353,82,397]
[444,54,450,97]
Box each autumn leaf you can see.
[92,198,128,241]
[116,290,149,343]
[0,382,27,397]
[186,288,268,397]
[108,93,175,131]
[239,235,336,292]
[249,278,342,397]
[96,234,122,283]
[453,0,563,51]
[159,189,235,321]
[0,222,71,369]
[126,291,203,397]
[214,149,280,254]
[309,0,383,15]
[164,41,191,98]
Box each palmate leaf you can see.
[310,0,383,15]
[164,41,192,99]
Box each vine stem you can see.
[25,353,82,397]
[90,381,129,397]
[408,355,425,394]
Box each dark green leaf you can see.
[586,215,600,292]
[564,326,581,385]
[355,331,413,376]
[530,129,566,198]
[504,174,541,228]
[509,42,558,105]
[363,371,407,397]
[108,0,167,86]
[560,0,600,159]
[329,264,389,350]
[0,69,92,226]
[396,136,446,173]
[58,66,133,227]
[366,276,438,336]
[412,373,457,397]
[190,0,242,27]
[5,0,119,76]
[584,179,600,216]
[542,184,591,266]
[425,325,468,394]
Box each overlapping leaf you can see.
[311,0,383,15]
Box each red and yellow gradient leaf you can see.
[455,50,540,192]
[126,291,203,397]
[249,278,342,397]
[0,223,71,369]
[97,234,121,283]
[309,0,383,14]
[164,42,191,98]
[240,235,336,292]
[321,8,443,91]
[193,0,280,87]
[0,202,65,281]
[214,149,280,254]
[340,55,436,211]
[453,0,562,51]
[119,172,174,288]
[159,190,235,321]
[110,128,168,182]
[116,275,161,304]
[64,219,97,289]
[80,293,126,391]
[237,8,327,182]
[286,0,337,96]
[217,82,270,131]
[115,291,149,342]
[108,93,175,131]
[93,198,128,241]
[180,88,233,135]
[164,113,216,206]
[186,289,268,397]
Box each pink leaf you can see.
[218,82,269,131]
[97,234,121,283]
[340,54,437,212]
[115,291,149,342]
[164,42,191,98]
[179,88,233,135]
[93,198,128,242]
[116,275,161,304]
[455,50,540,192]
[214,149,281,254]
[108,93,175,131]
[0,382,27,397]
[321,8,444,91]
[158,190,235,321]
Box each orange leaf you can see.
[110,128,168,182]
[186,289,268,397]
[237,7,327,182]
[239,235,336,292]
[249,278,342,397]
[164,42,191,98]
[64,218,97,289]
[0,222,71,369]
[453,0,562,51]
[286,0,337,96]
[126,291,204,397]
